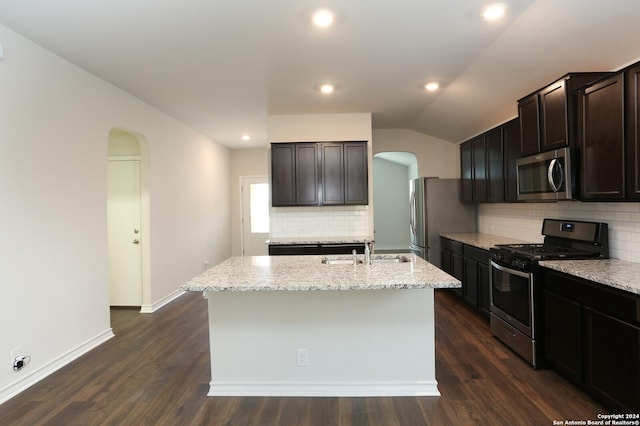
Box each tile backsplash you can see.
[479,202,640,263]
[270,205,370,238]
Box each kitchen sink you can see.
[321,257,363,265]
[321,255,410,265]
[370,255,411,263]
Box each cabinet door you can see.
[463,257,479,308]
[320,143,344,205]
[471,136,487,202]
[580,74,625,200]
[295,144,320,205]
[344,142,368,205]
[271,144,296,206]
[477,261,490,318]
[584,307,640,412]
[627,65,640,199]
[518,93,541,155]
[540,80,569,151]
[452,252,464,297]
[485,127,504,202]
[543,290,583,384]
[460,141,473,202]
[503,118,522,202]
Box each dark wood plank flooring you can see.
[0,290,606,425]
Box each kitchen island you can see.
[181,254,460,397]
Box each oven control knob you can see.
[512,259,528,269]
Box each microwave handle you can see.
[547,158,564,193]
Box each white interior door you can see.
[108,159,142,306]
[241,176,269,256]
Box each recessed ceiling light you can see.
[320,84,334,94]
[241,134,251,141]
[482,4,506,21]
[425,82,440,92]
[312,9,334,28]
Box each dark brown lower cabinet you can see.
[543,290,582,384]
[584,307,640,412]
[462,245,490,319]
[268,243,365,256]
[441,237,489,319]
[441,238,464,298]
[541,268,640,412]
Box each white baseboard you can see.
[140,289,185,313]
[0,329,115,405]
[208,380,440,397]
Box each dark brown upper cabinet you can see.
[485,127,504,203]
[518,93,540,155]
[627,64,640,199]
[471,135,487,203]
[503,118,522,202]
[460,120,511,203]
[579,73,625,200]
[319,143,344,205]
[271,143,298,206]
[295,143,321,205]
[271,141,368,207]
[460,141,473,202]
[519,73,610,155]
[343,142,368,205]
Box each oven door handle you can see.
[490,260,531,279]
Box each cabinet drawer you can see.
[320,243,365,255]
[268,244,319,256]
[463,245,489,263]
[441,238,462,254]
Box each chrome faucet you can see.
[352,249,358,266]
[364,244,371,265]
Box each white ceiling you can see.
[1,0,639,149]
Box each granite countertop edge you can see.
[181,254,460,292]
[266,236,373,245]
[539,259,640,296]
[440,232,530,251]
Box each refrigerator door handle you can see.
[409,190,416,235]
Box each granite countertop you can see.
[539,259,640,295]
[266,236,372,245]
[181,254,460,292]
[440,232,529,251]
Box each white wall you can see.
[372,129,459,178]
[0,24,230,403]
[267,114,373,239]
[230,149,269,256]
[373,158,411,251]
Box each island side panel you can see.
[205,288,438,397]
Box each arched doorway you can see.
[372,152,418,253]
[107,128,151,312]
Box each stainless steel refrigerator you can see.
[409,177,477,266]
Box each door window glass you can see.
[250,183,270,233]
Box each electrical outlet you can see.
[296,349,309,367]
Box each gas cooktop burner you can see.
[495,243,597,260]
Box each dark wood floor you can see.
[0,290,606,425]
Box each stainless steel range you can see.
[489,218,609,368]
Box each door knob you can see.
[134,229,140,234]
[133,239,140,245]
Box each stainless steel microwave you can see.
[516,147,575,201]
